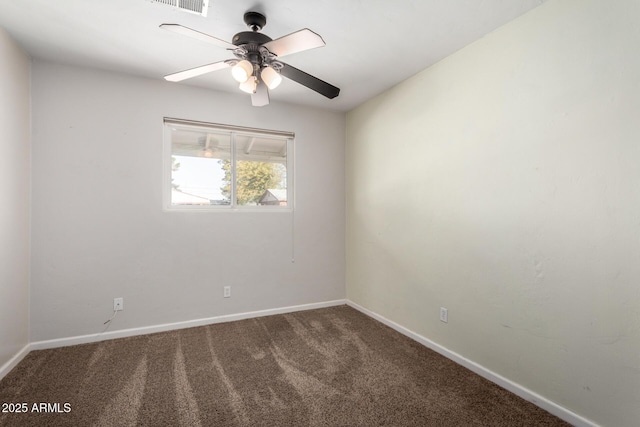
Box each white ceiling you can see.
[0,0,546,112]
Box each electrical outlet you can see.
[223,286,231,298]
[114,297,124,311]
[440,307,448,323]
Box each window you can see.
[163,118,293,210]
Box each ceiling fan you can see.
[161,11,340,107]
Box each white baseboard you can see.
[30,299,347,351]
[0,344,31,381]
[346,300,599,427]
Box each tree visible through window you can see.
[164,119,293,210]
[220,160,286,206]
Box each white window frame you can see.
[163,118,294,211]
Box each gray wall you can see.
[30,61,345,341]
[0,28,31,370]
[346,1,639,426]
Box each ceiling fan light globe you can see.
[261,66,282,90]
[239,76,257,94]
[232,60,253,83]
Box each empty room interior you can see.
[0,0,638,426]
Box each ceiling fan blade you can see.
[279,63,340,99]
[252,80,270,107]
[164,61,230,82]
[160,24,236,50]
[263,29,325,57]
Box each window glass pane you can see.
[170,128,231,206]
[234,134,287,207]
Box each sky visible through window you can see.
[172,155,225,201]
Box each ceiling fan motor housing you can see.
[232,13,274,72]
[233,11,271,61]
[232,31,272,47]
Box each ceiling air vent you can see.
[151,0,209,17]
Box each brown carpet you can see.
[0,305,570,426]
